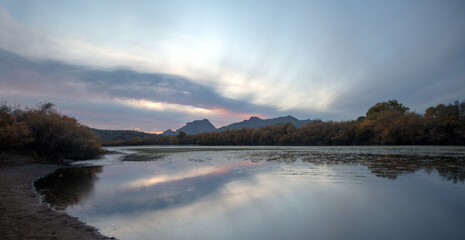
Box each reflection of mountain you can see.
[34,166,102,210]
[262,151,465,183]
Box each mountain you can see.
[162,116,314,135]
[91,129,157,141]
[217,115,313,131]
[95,116,314,138]
[162,129,177,136]
[175,119,217,135]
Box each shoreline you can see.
[0,153,114,240]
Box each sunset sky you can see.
[1,0,465,133]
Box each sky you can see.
[1,0,465,133]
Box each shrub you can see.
[0,101,102,160]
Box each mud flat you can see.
[0,153,113,240]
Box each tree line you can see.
[0,102,102,160]
[103,100,465,146]
[2,99,464,156]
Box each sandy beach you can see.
[0,153,113,240]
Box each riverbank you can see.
[0,153,113,240]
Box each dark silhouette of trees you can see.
[34,166,103,210]
[4,99,463,150]
[177,131,186,140]
[0,106,31,153]
[423,101,465,144]
[103,99,465,146]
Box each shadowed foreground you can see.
[0,153,112,240]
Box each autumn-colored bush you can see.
[0,102,102,160]
[0,110,31,152]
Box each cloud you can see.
[0,6,150,70]
[2,1,465,127]
[0,5,344,114]
[120,99,212,116]
[325,2,465,118]
[0,48,276,131]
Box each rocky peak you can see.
[176,119,217,135]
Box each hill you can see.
[218,115,313,131]
[162,116,314,135]
[91,129,157,141]
[171,119,217,135]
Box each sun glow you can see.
[116,98,264,124]
[118,98,212,115]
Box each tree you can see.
[366,99,409,120]
[0,111,31,153]
[362,100,411,144]
[177,131,186,141]
[19,103,103,160]
[424,100,465,144]
[96,99,465,147]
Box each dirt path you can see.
[0,153,113,240]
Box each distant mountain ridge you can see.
[163,119,217,135]
[92,116,315,140]
[217,115,313,131]
[162,115,314,135]
[91,128,156,141]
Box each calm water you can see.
[35,146,465,240]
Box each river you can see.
[35,146,465,240]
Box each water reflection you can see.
[35,166,102,210]
[36,150,465,212]
[256,151,465,183]
[36,161,258,212]
[37,150,465,212]
[34,147,465,240]
[86,161,258,216]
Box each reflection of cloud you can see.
[97,171,276,239]
[76,161,260,216]
[123,166,218,189]
[124,161,258,189]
